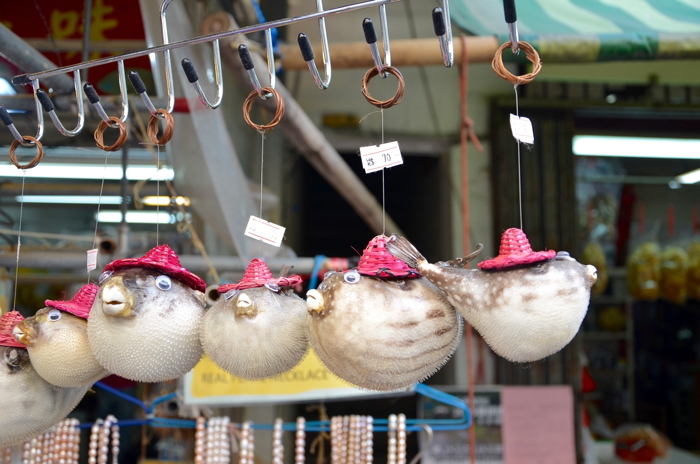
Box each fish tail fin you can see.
[386,235,426,269]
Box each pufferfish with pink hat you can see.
[387,228,597,363]
[13,284,109,388]
[0,311,88,448]
[88,245,207,382]
[201,259,308,379]
[306,235,462,391]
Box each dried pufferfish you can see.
[88,245,207,382]
[201,259,308,379]
[14,284,108,388]
[387,228,597,363]
[0,311,88,448]
[306,236,462,391]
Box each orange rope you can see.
[460,34,481,464]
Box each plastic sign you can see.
[244,216,285,247]
[360,142,404,173]
[510,114,534,145]
[184,350,410,406]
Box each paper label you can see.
[87,249,98,272]
[510,114,535,144]
[359,141,403,173]
[244,216,285,247]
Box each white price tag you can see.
[244,216,286,247]
[510,114,535,145]
[359,141,403,173]
[87,249,98,272]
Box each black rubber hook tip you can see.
[128,71,147,94]
[36,89,55,112]
[297,33,315,62]
[181,58,199,83]
[83,83,101,104]
[238,45,255,71]
[432,7,447,36]
[362,18,377,44]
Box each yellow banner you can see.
[184,350,404,406]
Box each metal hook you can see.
[297,0,332,89]
[504,0,520,55]
[83,60,129,127]
[180,39,224,109]
[36,71,85,137]
[362,7,391,78]
[0,81,44,147]
[238,29,276,100]
[432,1,453,67]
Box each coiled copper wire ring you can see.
[94,117,128,152]
[491,41,542,86]
[9,136,44,169]
[361,66,405,109]
[243,88,285,132]
[147,109,175,146]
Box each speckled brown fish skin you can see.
[307,272,462,391]
[201,286,308,379]
[387,235,597,363]
[15,308,108,388]
[0,346,88,448]
[88,268,206,383]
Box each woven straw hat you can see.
[218,259,302,292]
[45,284,99,320]
[0,311,26,348]
[103,244,205,292]
[478,228,555,271]
[357,235,420,279]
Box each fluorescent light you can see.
[142,195,191,207]
[96,211,175,224]
[15,195,124,204]
[0,164,174,180]
[676,168,700,184]
[573,136,700,159]
[0,79,17,96]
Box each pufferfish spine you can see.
[88,245,207,383]
[306,236,462,391]
[201,259,308,379]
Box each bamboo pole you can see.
[201,12,404,237]
[279,36,500,69]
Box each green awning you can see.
[451,0,700,61]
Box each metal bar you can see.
[12,0,402,85]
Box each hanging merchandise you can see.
[0,311,89,449]
[306,235,462,391]
[16,418,82,464]
[659,205,688,305]
[200,259,308,379]
[687,240,700,301]
[582,241,608,297]
[627,203,661,301]
[387,229,597,363]
[13,284,108,388]
[88,245,207,383]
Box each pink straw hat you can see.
[357,235,420,279]
[45,284,99,320]
[104,244,206,292]
[478,228,556,271]
[218,259,302,292]
[0,311,26,348]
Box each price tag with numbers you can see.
[87,249,98,272]
[510,114,534,145]
[244,216,286,247]
[359,141,404,173]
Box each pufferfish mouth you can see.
[306,289,324,313]
[102,286,127,315]
[12,325,27,345]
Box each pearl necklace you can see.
[239,421,254,464]
[88,416,118,464]
[295,417,306,464]
[18,418,81,464]
[272,418,284,464]
[396,415,406,464]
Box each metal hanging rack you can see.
[2,0,453,146]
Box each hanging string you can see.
[12,172,26,312]
[514,84,523,230]
[90,149,111,284]
[381,107,385,236]
[156,144,160,246]
[259,131,266,257]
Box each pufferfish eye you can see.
[155,275,172,291]
[48,309,62,322]
[344,270,361,284]
[323,271,335,280]
[98,270,113,284]
[224,289,239,301]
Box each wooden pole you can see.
[201,12,404,237]
[279,36,500,70]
